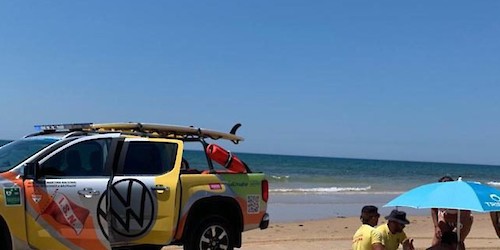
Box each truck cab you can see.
[0,123,269,250]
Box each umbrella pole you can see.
[457,209,461,250]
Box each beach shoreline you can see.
[267,192,431,222]
[164,213,499,249]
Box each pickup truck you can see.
[0,123,269,250]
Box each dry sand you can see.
[164,213,499,249]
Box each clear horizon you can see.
[1,1,499,165]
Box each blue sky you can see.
[1,1,499,165]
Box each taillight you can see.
[261,179,269,202]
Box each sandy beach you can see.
[164,213,499,250]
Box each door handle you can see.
[151,185,169,194]
[78,188,100,198]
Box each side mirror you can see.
[24,162,41,180]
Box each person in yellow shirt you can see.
[376,209,414,250]
[352,205,384,250]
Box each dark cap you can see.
[361,205,379,215]
[385,210,410,225]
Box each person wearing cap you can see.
[352,205,384,250]
[376,209,415,250]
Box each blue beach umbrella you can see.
[384,179,500,212]
[384,179,500,249]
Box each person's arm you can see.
[400,231,415,250]
[491,212,500,238]
[431,208,442,238]
[402,238,415,250]
[372,243,385,250]
[372,228,385,250]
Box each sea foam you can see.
[270,186,371,194]
[271,175,290,180]
[488,181,500,187]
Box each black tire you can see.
[0,218,12,250]
[184,216,234,250]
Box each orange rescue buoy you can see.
[206,144,247,173]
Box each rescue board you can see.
[89,123,244,142]
[206,144,247,173]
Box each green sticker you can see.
[4,187,21,206]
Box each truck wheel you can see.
[184,216,234,250]
[0,218,12,250]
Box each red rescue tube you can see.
[206,144,247,173]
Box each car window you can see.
[0,138,58,172]
[121,141,177,175]
[40,139,112,177]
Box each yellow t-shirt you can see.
[375,223,407,250]
[352,224,383,250]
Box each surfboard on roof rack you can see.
[90,123,244,143]
[34,122,244,143]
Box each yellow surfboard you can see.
[90,122,244,143]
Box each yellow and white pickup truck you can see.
[0,123,269,250]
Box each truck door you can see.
[23,137,118,250]
[106,138,182,247]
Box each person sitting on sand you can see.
[426,231,458,250]
[376,209,414,250]
[352,205,384,250]
[491,211,500,238]
[431,176,473,250]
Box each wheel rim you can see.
[199,224,229,250]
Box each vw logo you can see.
[97,179,155,239]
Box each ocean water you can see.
[3,139,499,221]
[184,150,500,193]
[185,150,500,221]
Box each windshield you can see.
[0,138,58,172]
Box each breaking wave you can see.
[488,181,500,187]
[270,175,290,180]
[270,186,372,194]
